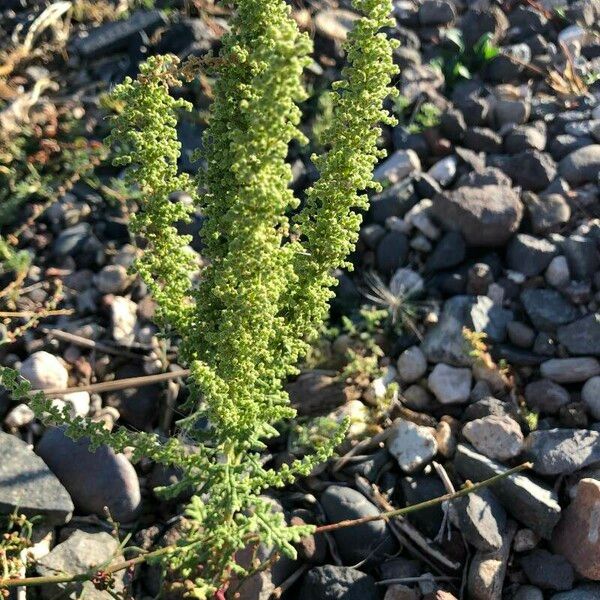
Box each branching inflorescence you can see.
[2,0,398,596]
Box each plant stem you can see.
[0,461,532,591]
[0,310,73,318]
[0,545,177,589]
[31,369,191,396]
[314,461,532,533]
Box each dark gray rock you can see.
[422,295,511,366]
[494,98,530,127]
[464,397,518,421]
[360,224,386,249]
[514,585,544,600]
[520,288,579,332]
[521,550,574,591]
[431,185,523,247]
[452,87,490,126]
[73,10,166,58]
[422,296,473,366]
[52,223,91,256]
[533,332,556,356]
[509,5,547,32]
[564,280,592,305]
[37,427,141,523]
[540,357,600,382]
[105,364,160,431]
[522,192,570,235]
[368,181,418,224]
[507,321,536,348]
[0,431,73,525]
[559,145,600,185]
[464,127,503,153]
[458,167,512,188]
[418,0,455,24]
[156,17,215,56]
[507,234,557,276]
[549,134,594,161]
[466,262,494,295]
[508,151,557,192]
[551,584,600,600]
[460,6,508,48]
[36,530,125,599]
[440,108,466,141]
[495,345,546,366]
[486,53,525,82]
[320,485,396,565]
[558,314,600,355]
[563,235,600,280]
[450,488,507,551]
[454,444,561,538]
[413,172,441,198]
[425,231,466,272]
[505,126,546,154]
[376,231,409,274]
[299,566,378,600]
[524,428,600,475]
[524,379,570,415]
[400,474,447,538]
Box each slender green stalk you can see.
[314,461,533,533]
[0,462,531,591]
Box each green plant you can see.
[0,511,37,581]
[0,105,104,230]
[393,94,441,133]
[430,31,500,89]
[1,0,398,596]
[0,238,29,277]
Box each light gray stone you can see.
[462,415,524,461]
[19,351,68,391]
[428,364,472,404]
[545,255,570,288]
[94,264,129,294]
[374,150,421,184]
[111,296,137,345]
[36,530,125,600]
[387,420,437,472]
[397,346,427,383]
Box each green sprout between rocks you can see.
[0,0,399,596]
